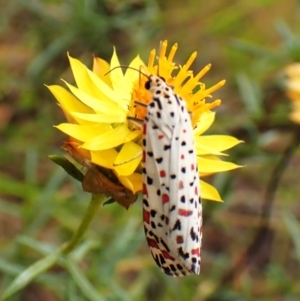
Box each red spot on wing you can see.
[160,170,166,177]
[162,194,169,204]
[176,235,184,244]
[158,134,164,140]
[165,217,169,225]
[195,186,198,195]
[143,183,148,196]
[179,181,184,189]
[191,164,194,170]
[162,250,175,260]
[143,124,147,135]
[142,151,146,163]
[143,209,150,224]
[147,238,159,249]
[178,209,193,216]
[181,154,185,159]
[191,248,200,257]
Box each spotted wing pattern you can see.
[142,75,202,277]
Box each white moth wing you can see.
[143,82,202,276]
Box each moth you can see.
[141,74,202,276]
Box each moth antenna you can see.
[105,65,149,79]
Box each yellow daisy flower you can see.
[48,40,242,205]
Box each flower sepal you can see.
[62,139,137,209]
[82,168,137,209]
[48,155,84,182]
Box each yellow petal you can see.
[55,123,112,142]
[87,68,130,109]
[195,143,225,156]
[68,54,128,110]
[180,65,211,101]
[285,63,300,80]
[124,55,146,84]
[114,142,142,176]
[71,111,126,123]
[287,90,300,102]
[287,79,300,93]
[118,173,142,194]
[195,135,243,155]
[81,124,135,151]
[124,129,142,143]
[198,157,242,174]
[59,106,79,124]
[290,101,300,122]
[90,148,118,169]
[47,85,93,116]
[173,51,197,87]
[68,54,103,98]
[193,111,215,136]
[200,180,222,202]
[290,111,300,123]
[92,56,112,86]
[63,81,125,117]
[190,80,225,104]
[109,48,131,96]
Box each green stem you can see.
[1,193,106,300]
[61,193,106,254]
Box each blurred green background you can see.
[1,0,300,300]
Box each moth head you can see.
[145,75,166,91]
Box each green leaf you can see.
[236,72,262,118]
[64,257,107,301]
[283,211,300,262]
[2,250,61,300]
[49,155,84,182]
[103,198,115,206]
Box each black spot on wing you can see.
[190,227,198,242]
[174,94,181,106]
[153,97,163,111]
[172,219,181,231]
[147,151,154,157]
[147,176,153,185]
[170,205,176,212]
[156,157,163,163]
[178,247,190,260]
[150,210,157,217]
[160,238,171,252]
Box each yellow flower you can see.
[284,63,300,124]
[48,40,242,203]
